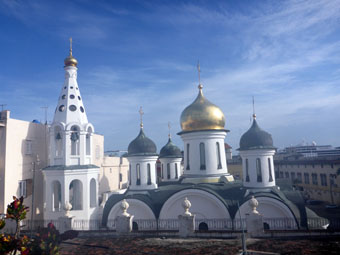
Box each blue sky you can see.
[1,0,340,152]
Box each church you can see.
[42,41,321,231]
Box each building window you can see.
[312,173,318,185]
[95,145,100,159]
[297,173,302,183]
[268,158,273,182]
[167,163,170,179]
[186,144,190,170]
[304,173,310,184]
[175,164,178,179]
[69,179,83,210]
[245,159,250,182]
[291,172,296,182]
[200,143,206,170]
[25,140,33,155]
[147,164,151,185]
[285,172,289,179]
[129,164,131,185]
[256,158,262,182]
[19,180,27,198]
[216,142,222,169]
[320,174,327,186]
[52,181,61,211]
[161,164,164,179]
[136,164,141,185]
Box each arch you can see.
[69,179,83,210]
[84,123,95,133]
[86,126,93,156]
[198,222,209,231]
[51,122,65,131]
[245,158,250,182]
[136,164,141,185]
[90,178,97,208]
[70,125,80,155]
[65,122,82,131]
[167,163,170,179]
[159,189,231,220]
[234,197,298,229]
[54,126,63,157]
[51,180,61,211]
[216,142,222,169]
[132,222,139,231]
[107,199,156,229]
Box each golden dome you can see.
[64,55,78,67]
[180,84,225,132]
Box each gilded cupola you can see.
[180,84,225,132]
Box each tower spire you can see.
[252,96,256,120]
[139,106,144,129]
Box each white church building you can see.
[1,40,323,232]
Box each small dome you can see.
[159,138,182,158]
[128,128,157,156]
[180,85,225,132]
[239,118,274,150]
[64,55,78,67]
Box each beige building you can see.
[0,110,128,219]
[275,159,340,205]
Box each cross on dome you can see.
[197,60,203,90]
[139,106,144,128]
[252,96,256,119]
[168,121,171,138]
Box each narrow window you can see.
[304,173,309,184]
[19,180,27,198]
[216,142,222,169]
[129,164,131,185]
[175,164,178,179]
[268,158,273,182]
[147,164,151,185]
[186,144,190,170]
[25,140,32,155]
[245,159,250,182]
[200,143,206,170]
[166,163,170,179]
[256,158,262,182]
[136,164,141,185]
[161,164,164,179]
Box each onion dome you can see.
[159,138,182,158]
[127,128,158,156]
[64,38,78,67]
[180,84,225,132]
[239,115,275,150]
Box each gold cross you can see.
[252,96,256,119]
[139,106,144,128]
[69,37,73,56]
[197,60,201,85]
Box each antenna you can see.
[0,104,7,112]
[41,106,48,124]
[139,106,144,128]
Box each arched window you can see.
[268,158,273,182]
[175,164,178,179]
[256,158,262,182]
[147,163,151,185]
[69,179,83,210]
[90,178,97,208]
[167,163,170,179]
[186,144,190,170]
[161,164,164,179]
[70,126,80,155]
[198,222,209,231]
[136,164,141,185]
[54,126,63,157]
[200,143,206,170]
[52,181,61,211]
[86,127,93,156]
[245,159,250,182]
[216,142,222,169]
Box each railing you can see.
[12,217,340,233]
